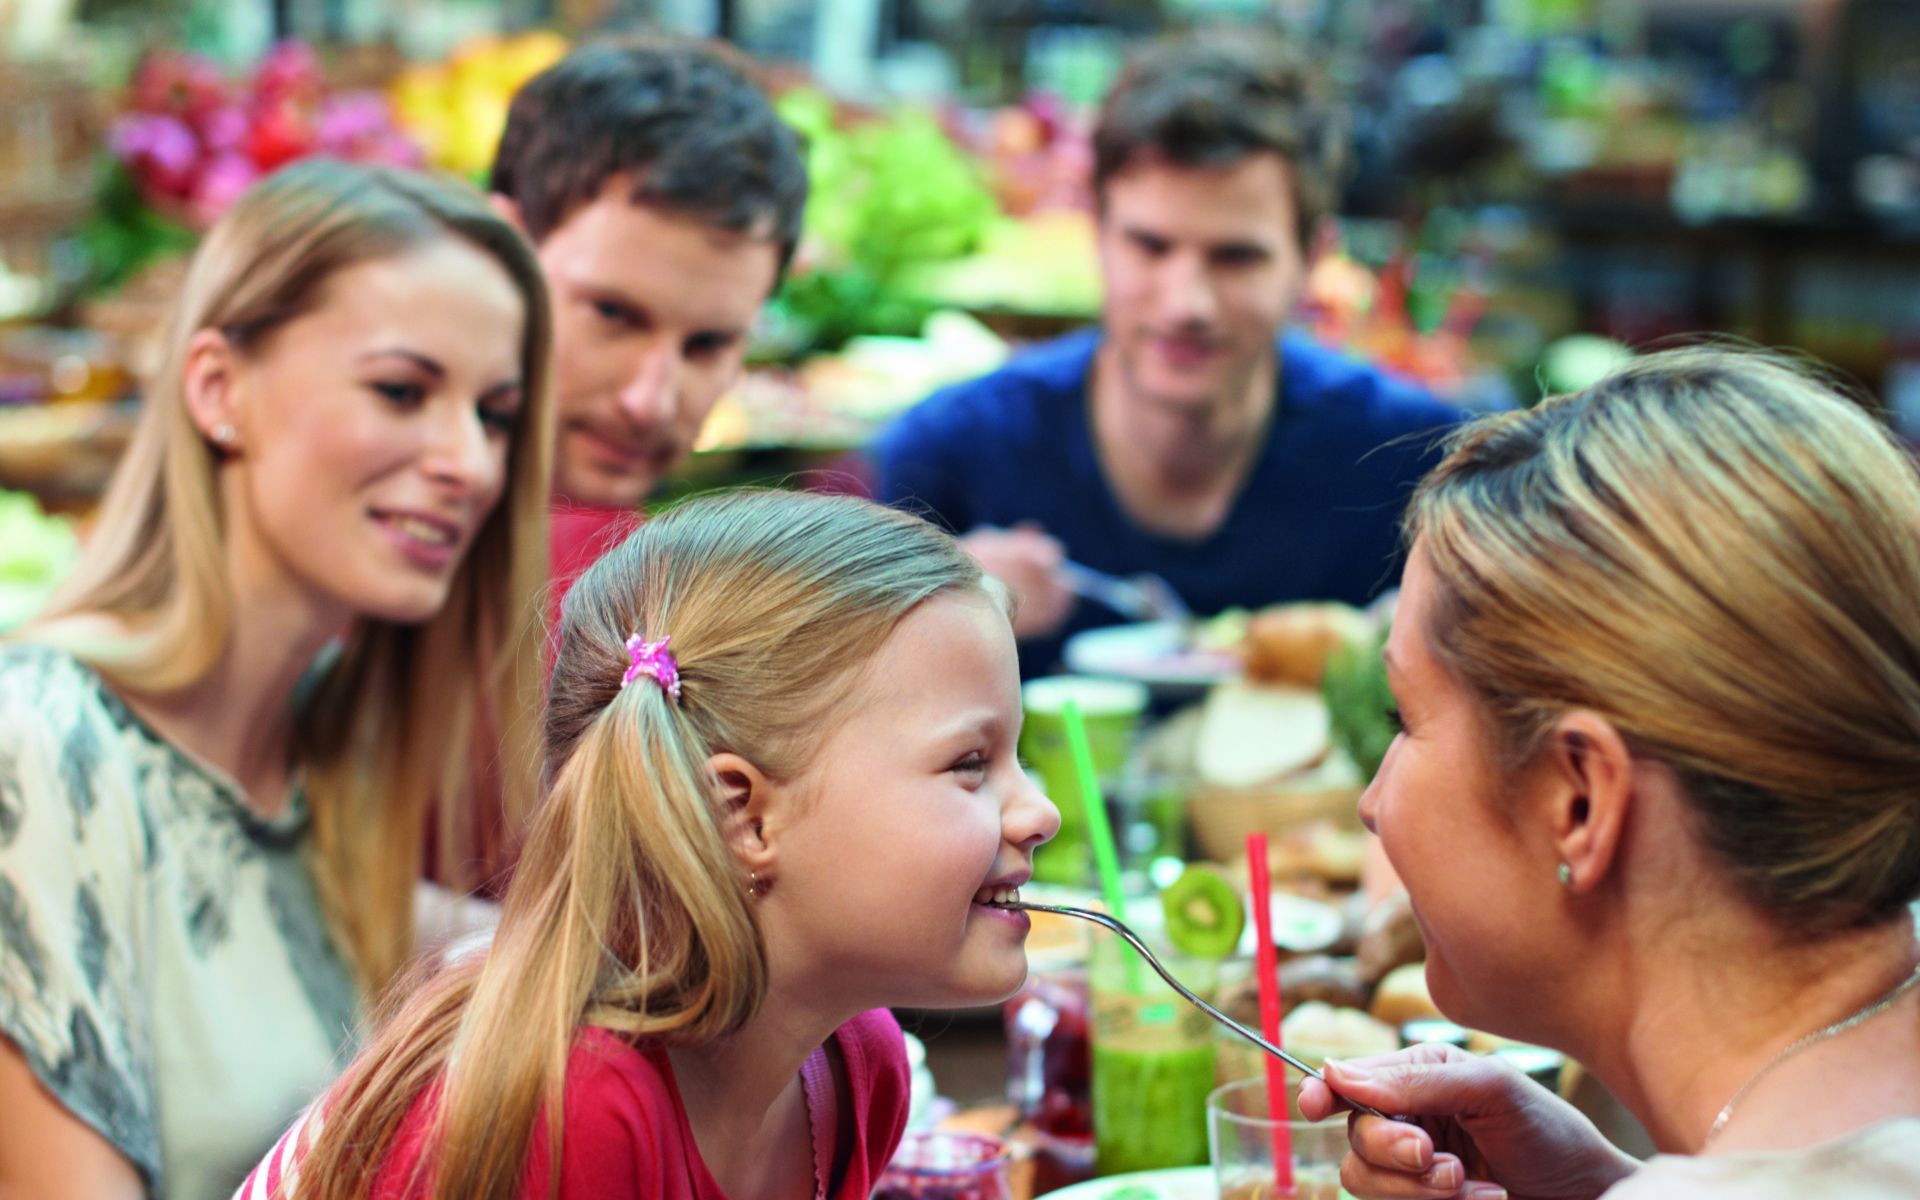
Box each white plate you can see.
[1042,1165,1213,1200]
[1242,892,1344,957]
[1063,621,1238,695]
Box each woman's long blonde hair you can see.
[287,490,982,1200]
[1408,345,1920,935]
[21,160,554,990]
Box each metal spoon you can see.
[1005,899,1396,1122]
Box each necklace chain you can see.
[1704,960,1920,1145]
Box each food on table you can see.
[1354,891,1426,986]
[1240,603,1374,688]
[1260,821,1369,887]
[1161,864,1246,959]
[1279,1001,1400,1066]
[1022,904,1086,963]
[1194,682,1331,790]
[1219,956,1369,1044]
[1192,606,1251,654]
[1277,956,1371,1016]
[1369,962,1443,1027]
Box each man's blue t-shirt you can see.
[872,328,1468,675]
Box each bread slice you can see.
[1195,681,1331,790]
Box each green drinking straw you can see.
[1059,697,1141,990]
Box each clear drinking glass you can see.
[1207,1077,1353,1200]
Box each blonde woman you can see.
[239,490,1058,1200]
[0,160,552,1199]
[1297,348,1920,1198]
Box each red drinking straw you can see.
[1246,832,1294,1194]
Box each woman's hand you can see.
[1297,1044,1640,1200]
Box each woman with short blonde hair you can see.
[0,159,552,1199]
[1303,347,1920,1198]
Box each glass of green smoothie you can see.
[1088,926,1219,1174]
[1019,676,1149,887]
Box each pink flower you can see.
[254,41,323,106]
[130,51,228,120]
[198,104,249,153]
[111,112,201,200]
[315,91,393,153]
[188,152,261,228]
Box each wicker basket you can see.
[1186,751,1367,866]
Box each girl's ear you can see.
[708,751,778,882]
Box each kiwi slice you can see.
[1162,864,1246,958]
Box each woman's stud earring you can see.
[212,423,236,447]
[1556,862,1573,887]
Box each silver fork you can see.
[1005,899,1396,1122]
[1055,560,1195,625]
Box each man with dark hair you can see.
[427,39,805,897]
[874,33,1464,676]
[489,38,807,585]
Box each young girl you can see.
[0,161,552,1198]
[243,489,1060,1200]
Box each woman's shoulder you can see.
[0,640,144,830]
[1602,1118,1920,1199]
[0,640,109,718]
[0,641,151,767]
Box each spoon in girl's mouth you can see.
[993,898,1400,1123]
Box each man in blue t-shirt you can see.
[874,32,1466,675]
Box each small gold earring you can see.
[748,869,761,898]
[1556,862,1573,887]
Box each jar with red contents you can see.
[873,1131,1012,1200]
[1003,967,1094,1189]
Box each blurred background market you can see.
[0,1,1917,1195]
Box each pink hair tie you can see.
[621,633,682,702]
